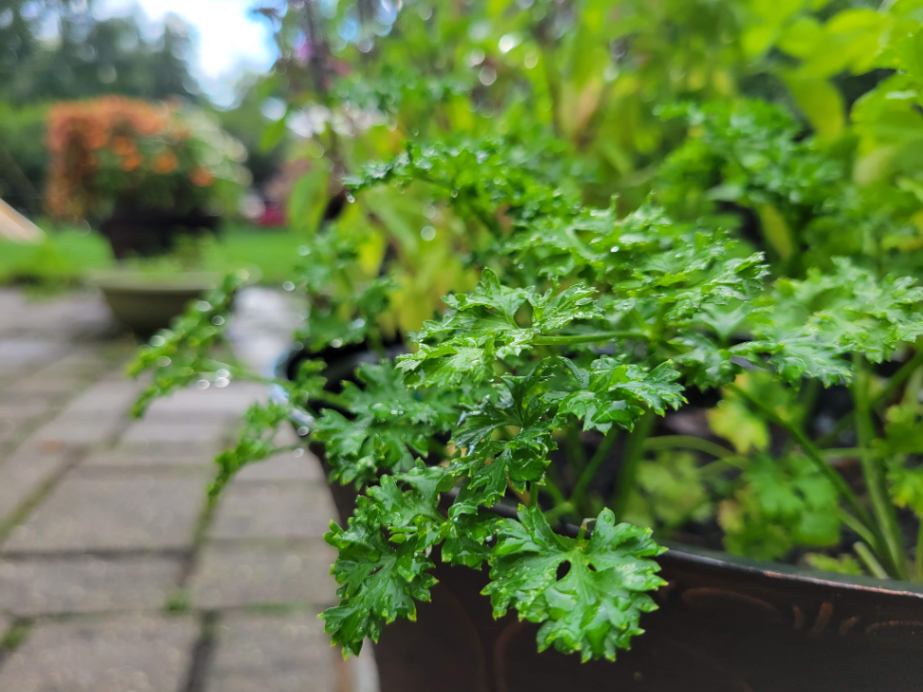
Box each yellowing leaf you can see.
[756,203,796,261]
[707,396,769,453]
[784,74,845,140]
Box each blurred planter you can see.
[99,210,220,260]
[276,346,923,692]
[90,270,218,337]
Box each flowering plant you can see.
[46,96,249,222]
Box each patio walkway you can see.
[0,288,376,692]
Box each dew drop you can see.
[499,34,518,53]
[195,300,211,312]
[331,338,344,348]
[467,49,486,67]
[297,425,310,436]
[195,379,211,390]
[420,225,436,241]
[282,281,295,292]
[609,245,621,253]
[211,315,226,326]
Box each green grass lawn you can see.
[0,223,303,288]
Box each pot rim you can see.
[271,346,923,603]
[87,269,220,292]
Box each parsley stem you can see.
[727,383,873,531]
[612,412,656,516]
[916,523,923,582]
[541,478,568,508]
[570,425,620,513]
[817,348,923,446]
[642,435,734,459]
[840,509,877,549]
[312,390,349,410]
[533,330,639,346]
[853,355,907,579]
[854,541,889,580]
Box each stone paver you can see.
[141,384,266,421]
[235,449,323,482]
[0,615,197,692]
[81,443,216,469]
[206,612,339,692]
[3,474,207,553]
[119,419,230,449]
[0,288,364,690]
[30,409,126,448]
[58,379,144,416]
[189,542,336,609]
[0,439,72,522]
[0,556,181,616]
[208,482,334,541]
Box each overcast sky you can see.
[96,0,278,105]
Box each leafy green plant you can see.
[129,0,923,669]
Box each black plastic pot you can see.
[99,210,220,259]
[278,348,923,692]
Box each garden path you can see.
[0,287,376,692]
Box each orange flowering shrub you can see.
[46,96,248,221]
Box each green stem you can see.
[854,541,889,580]
[818,348,923,446]
[642,435,734,459]
[612,412,656,516]
[566,429,588,472]
[544,501,575,524]
[312,390,349,410]
[542,478,567,507]
[533,330,639,346]
[840,509,878,549]
[853,355,907,579]
[915,522,923,582]
[728,384,872,529]
[570,426,620,513]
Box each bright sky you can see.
[96,0,278,105]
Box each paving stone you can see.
[206,612,339,692]
[0,615,197,692]
[235,450,323,482]
[30,409,126,448]
[57,379,144,416]
[119,419,230,448]
[189,542,335,608]
[0,339,63,375]
[141,384,266,420]
[0,401,53,447]
[3,474,208,553]
[0,555,181,616]
[81,444,216,470]
[0,439,72,522]
[208,482,334,541]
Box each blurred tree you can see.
[3,3,200,104]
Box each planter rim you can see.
[87,269,220,292]
[271,346,923,604]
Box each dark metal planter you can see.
[278,349,923,692]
